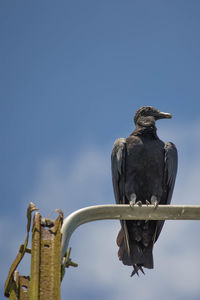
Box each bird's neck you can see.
[132,117,158,138]
[134,125,157,136]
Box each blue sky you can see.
[1,1,200,299]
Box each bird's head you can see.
[134,106,172,127]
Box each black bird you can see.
[111,106,178,276]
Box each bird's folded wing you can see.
[111,138,126,204]
[155,142,178,242]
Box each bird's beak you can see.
[156,111,172,120]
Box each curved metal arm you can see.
[61,204,200,262]
[61,204,200,263]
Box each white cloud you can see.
[28,147,112,216]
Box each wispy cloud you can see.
[28,147,112,216]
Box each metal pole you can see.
[29,211,63,300]
[61,204,200,264]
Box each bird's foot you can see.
[130,264,145,277]
[151,195,159,208]
[129,194,142,207]
[130,200,142,207]
[129,193,136,208]
[145,200,151,206]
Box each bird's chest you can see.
[125,139,165,198]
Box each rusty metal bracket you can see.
[4,204,63,300]
[4,203,38,298]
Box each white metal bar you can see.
[60,204,200,263]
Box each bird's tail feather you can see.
[116,227,154,273]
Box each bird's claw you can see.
[153,200,159,208]
[130,264,145,277]
[129,193,137,208]
[151,195,159,208]
[130,200,142,207]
